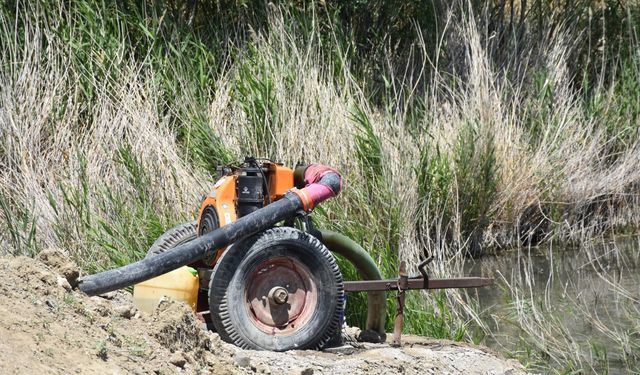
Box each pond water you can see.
[466,237,640,373]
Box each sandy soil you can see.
[0,249,529,374]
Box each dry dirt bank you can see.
[0,250,529,374]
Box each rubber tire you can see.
[146,221,197,257]
[209,227,344,351]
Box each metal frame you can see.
[342,257,493,346]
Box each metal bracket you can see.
[295,210,312,232]
[417,252,434,289]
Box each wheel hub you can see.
[245,256,317,335]
[268,286,289,305]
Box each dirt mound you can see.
[0,252,529,374]
[0,251,238,374]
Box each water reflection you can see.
[465,237,640,372]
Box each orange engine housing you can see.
[196,162,294,265]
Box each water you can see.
[466,237,640,373]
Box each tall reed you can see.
[1,1,639,372]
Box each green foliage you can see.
[417,146,452,211]
[335,254,467,341]
[83,146,168,270]
[416,144,454,246]
[2,1,640,373]
[53,156,93,253]
[586,60,640,163]
[415,123,498,257]
[351,105,384,182]
[589,341,610,371]
[234,45,282,158]
[454,123,499,256]
[404,291,467,340]
[2,0,233,173]
[523,70,557,148]
[0,192,39,256]
[95,340,108,360]
[46,149,174,271]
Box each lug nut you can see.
[268,286,289,305]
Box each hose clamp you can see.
[290,188,314,212]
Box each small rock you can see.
[155,296,173,312]
[169,352,187,368]
[254,364,271,374]
[235,355,251,368]
[182,352,195,365]
[344,325,361,337]
[332,345,360,354]
[299,368,314,375]
[90,300,112,317]
[114,305,135,319]
[40,273,57,286]
[45,299,57,310]
[357,329,384,343]
[154,365,174,374]
[37,248,80,287]
[57,276,72,291]
[98,291,118,300]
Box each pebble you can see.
[57,276,72,291]
[169,352,186,368]
[235,355,251,368]
[45,299,57,310]
[357,329,384,343]
[98,291,118,300]
[114,305,135,319]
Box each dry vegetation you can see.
[1,0,639,372]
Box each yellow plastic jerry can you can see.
[133,266,199,314]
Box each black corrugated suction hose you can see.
[78,193,304,296]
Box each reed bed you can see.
[1,1,639,372]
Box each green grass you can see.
[0,191,39,257]
[2,0,640,372]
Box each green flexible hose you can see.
[318,229,386,340]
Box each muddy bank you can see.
[0,250,528,374]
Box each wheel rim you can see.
[245,255,317,335]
